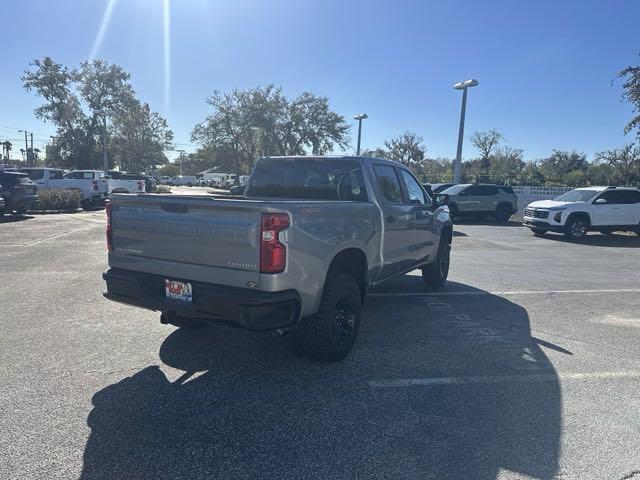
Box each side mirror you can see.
[434,195,448,207]
[594,198,607,204]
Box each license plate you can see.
[165,279,192,302]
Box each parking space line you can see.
[3,227,88,246]
[368,288,640,297]
[369,370,640,388]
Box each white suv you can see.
[523,186,640,240]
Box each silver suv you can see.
[439,183,518,222]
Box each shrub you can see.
[33,189,83,211]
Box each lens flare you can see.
[163,0,171,117]
[89,0,118,61]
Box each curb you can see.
[27,208,84,215]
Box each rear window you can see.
[0,172,33,185]
[248,158,368,201]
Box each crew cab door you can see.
[591,190,628,226]
[373,164,415,279]
[397,168,439,264]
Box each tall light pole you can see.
[354,113,368,155]
[452,79,479,183]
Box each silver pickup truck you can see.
[103,156,453,361]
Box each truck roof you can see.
[260,155,400,166]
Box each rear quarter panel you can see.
[259,201,381,316]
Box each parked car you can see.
[228,184,245,195]
[21,168,109,209]
[0,171,39,214]
[523,186,640,240]
[103,155,453,361]
[167,175,197,186]
[104,171,148,194]
[438,183,517,222]
[0,185,5,216]
[431,183,456,194]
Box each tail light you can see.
[106,200,113,252]
[260,213,289,273]
[92,180,98,191]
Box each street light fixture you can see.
[452,78,479,183]
[354,113,368,155]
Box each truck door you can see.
[398,168,439,264]
[591,190,627,226]
[373,165,415,280]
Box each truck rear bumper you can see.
[103,268,301,331]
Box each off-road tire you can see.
[290,274,362,362]
[422,233,451,287]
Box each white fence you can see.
[512,186,572,216]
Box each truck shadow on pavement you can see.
[81,281,561,480]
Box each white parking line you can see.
[3,227,88,246]
[369,370,640,388]
[368,288,640,297]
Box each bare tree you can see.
[470,129,503,175]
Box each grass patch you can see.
[32,189,83,211]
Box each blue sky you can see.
[1,0,639,161]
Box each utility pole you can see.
[23,130,29,166]
[30,133,34,166]
[177,149,186,175]
[102,114,108,172]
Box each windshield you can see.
[554,189,600,202]
[440,184,469,195]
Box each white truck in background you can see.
[20,168,110,209]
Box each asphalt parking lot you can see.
[1,211,640,479]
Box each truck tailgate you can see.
[109,195,263,287]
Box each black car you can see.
[0,171,39,214]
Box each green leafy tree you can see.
[539,150,588,184]
[361,148,390,159]
[383,132,426,171]
[191,86,350,174]
[594,144,640,185]
[619,54,640,138]
[586,162,615,186]
[155,163,180,177]
[517,162,546,186]
[111,101,174,172]
[490,146,525,184]
[22,57,171,170]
